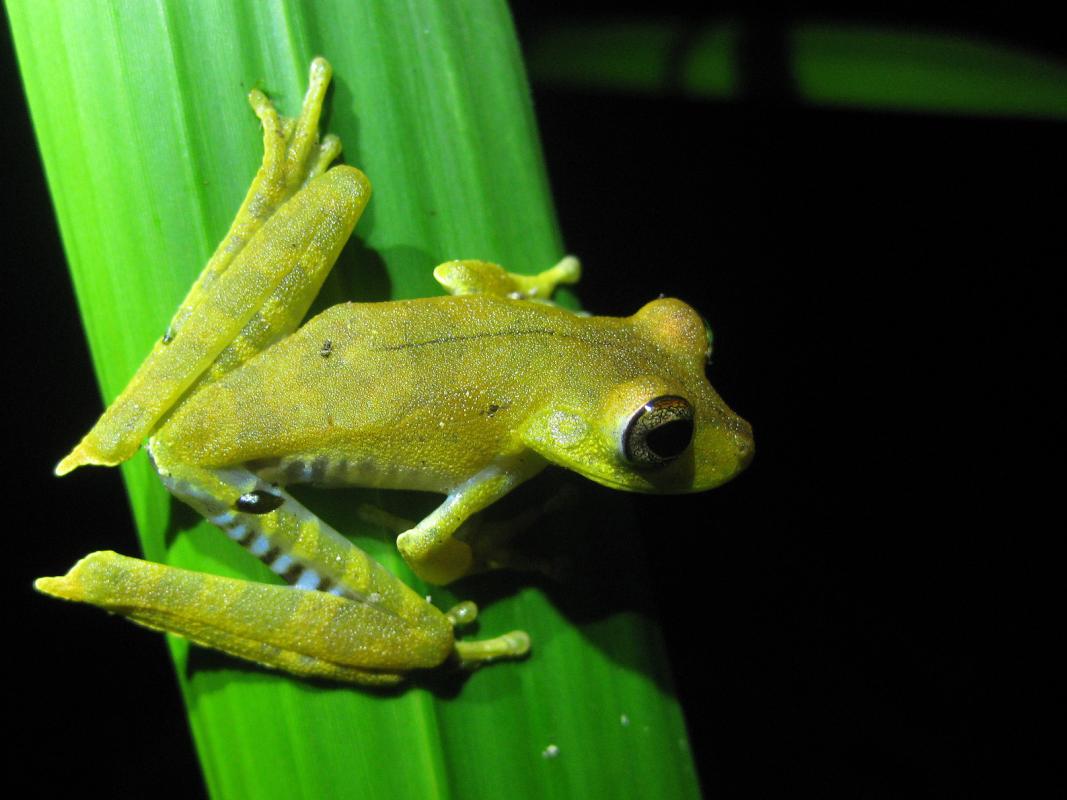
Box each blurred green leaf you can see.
[526,18,1067,119]
[792,24,1067,118]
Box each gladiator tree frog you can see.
[37,58,753,685]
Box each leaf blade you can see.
[9,1,701,797]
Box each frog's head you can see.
[520,298,753,494]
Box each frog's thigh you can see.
[146,444,532,669]
[151,444,435,623]
[148,443,457,664]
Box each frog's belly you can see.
[241,452,461,494]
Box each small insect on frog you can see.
[38,58,753,685]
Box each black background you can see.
[6,4,1062,797]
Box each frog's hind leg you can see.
[38,444,530,683]
[174,57,341,329]
[151,448,431,622]
[37,551,416,684]
[142,441,527,677]
[56,58,370,475]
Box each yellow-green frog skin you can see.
[37,58,753,685]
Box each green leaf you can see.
[526,18,1067,119]
[8,1,700,797]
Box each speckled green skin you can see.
[38,59,752,684]
[157,293,752,495]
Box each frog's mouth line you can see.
[568,453,698,494]
[571,442,751,495]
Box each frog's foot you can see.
[445,601,531,668]
[240,57,338,223]
[177,56,343,329]
[433,255,581,302]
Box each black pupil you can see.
[645,418,694,460]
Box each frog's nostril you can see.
[737,436,755,468]
[733,419,755,469]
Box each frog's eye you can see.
[623,395,694,467]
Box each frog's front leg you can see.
[38,442,530,683]
[361,485,576,581]
[396,452,548,584]
[433,255,581,301]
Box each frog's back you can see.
[154,295,632,491]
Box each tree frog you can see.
[37,58,753,685]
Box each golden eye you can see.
[623,395,694,467]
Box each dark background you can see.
[6,4,1062,797]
